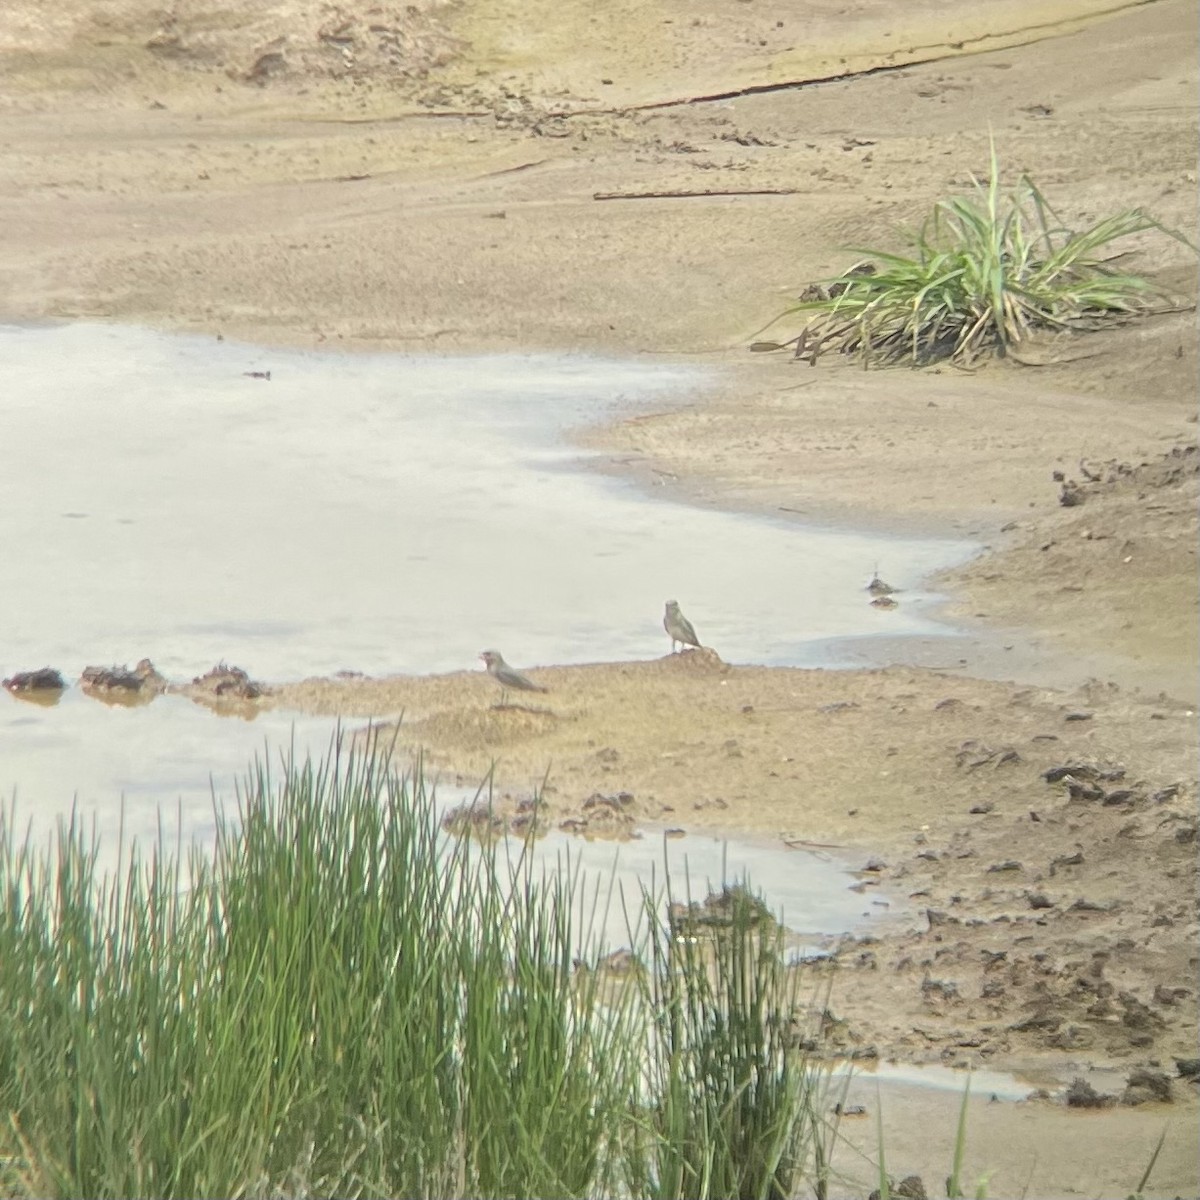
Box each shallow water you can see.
[436,793,877,951]
[2,320,971,936]
[2,321,968,679]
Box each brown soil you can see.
[2,0,1196,1194]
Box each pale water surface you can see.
[2,322,972,944]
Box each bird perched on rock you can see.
[479,649,547,705]
[663,600,702,653]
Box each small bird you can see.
[663,600,702,653]
[479,649,548,706]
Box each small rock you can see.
[1122,1068,1172,1105]
[1049,850,1084,873]
[969,801,994,814]
[3,667,65,692]
[1065,1077,1114,1108]
[1027,892,1054,909]
[869,1176,927,1200]
[191,663,266,700]
[987,860,1022,873]
[1064,710,1094,722]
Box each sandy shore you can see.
[2,0,1197,1193]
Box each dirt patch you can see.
[941,443,1200,698]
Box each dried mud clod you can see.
[869,1176,928,1200]
[557,790,637,840]
[190,663,268,700]
[440,794,544,842]
[657,645,728,673]
[667,884,776,941]
[440,800,506,841]
[81,658,167,703]
[1065,1077,1115,1108]
[3,667,65,693]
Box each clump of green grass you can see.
[626,874,829,1200]
[762,146,1193,367]
[0,732,830,1200]
[0,732,642,1198]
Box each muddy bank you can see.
[266,645,1198,1078]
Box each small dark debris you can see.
[1064,711,1093,722]
[987,860,1022,873]
[1174,1057,1200,1080]
[969,801,994,815]
[243,370,271,381]
[866,572,897,596]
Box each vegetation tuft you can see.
[0,731,836,1200]
[759,146,1194,368]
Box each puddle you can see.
[2,320,971,937]
[427,782,875,951]
[2,321,969,680]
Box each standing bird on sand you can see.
[479,649,548,706]
[663,600,702,653]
